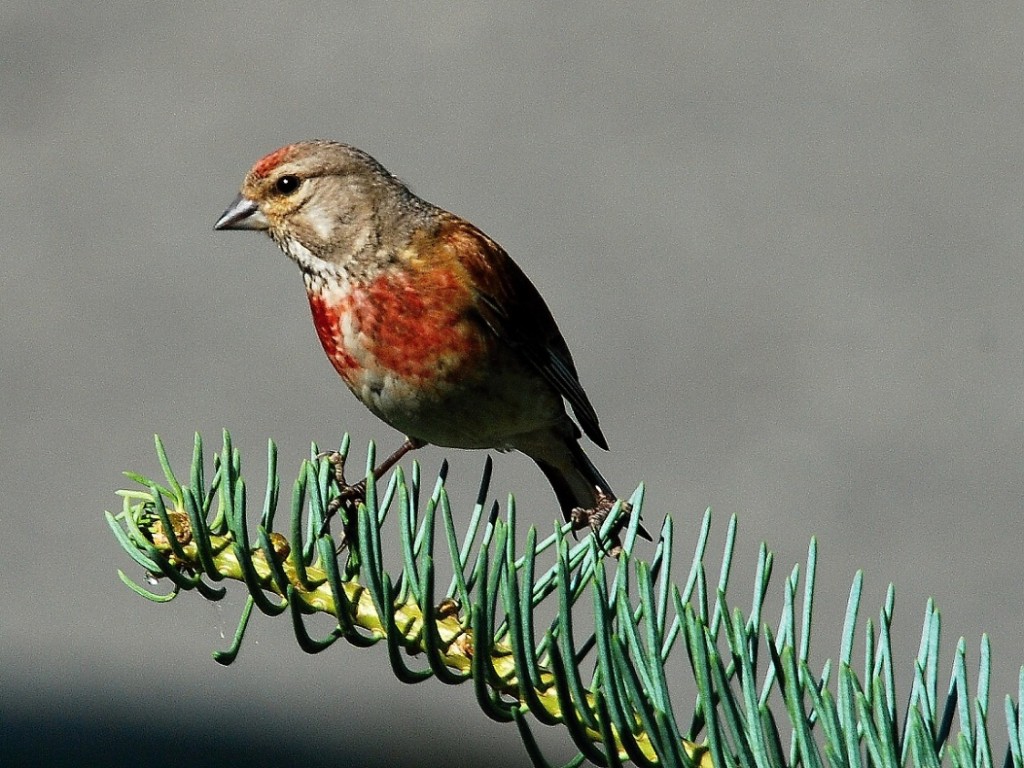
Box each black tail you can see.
[534,456,606,517]
[534,442,651,541]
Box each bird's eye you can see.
[274,175,301,195]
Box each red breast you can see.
[305,224,491,394]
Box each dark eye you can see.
[274,175,301,195]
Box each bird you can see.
[214,140,644,541]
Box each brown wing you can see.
[438,215,609,450]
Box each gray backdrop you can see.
[3,2,1022,766]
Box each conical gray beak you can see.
[214,194,269,231]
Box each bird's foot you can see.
[569,490,632,557]
[315,438,425,550]
[315,451,364,550]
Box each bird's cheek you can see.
[304,205,343,243]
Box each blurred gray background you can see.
[3,2,1023,765]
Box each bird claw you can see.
[315,451,364,550]
[569,490,631,557]
[315,438,424,549]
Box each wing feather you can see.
[440,216,609,449]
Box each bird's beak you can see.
[214,194,269,231]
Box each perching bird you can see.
[215,141,643,539]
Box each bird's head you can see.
[215,140,424,274]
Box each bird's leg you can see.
[371,437,426,480]
[318,438,425,542]
[569,490,634,557]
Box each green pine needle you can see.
[107,431,1021,768]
